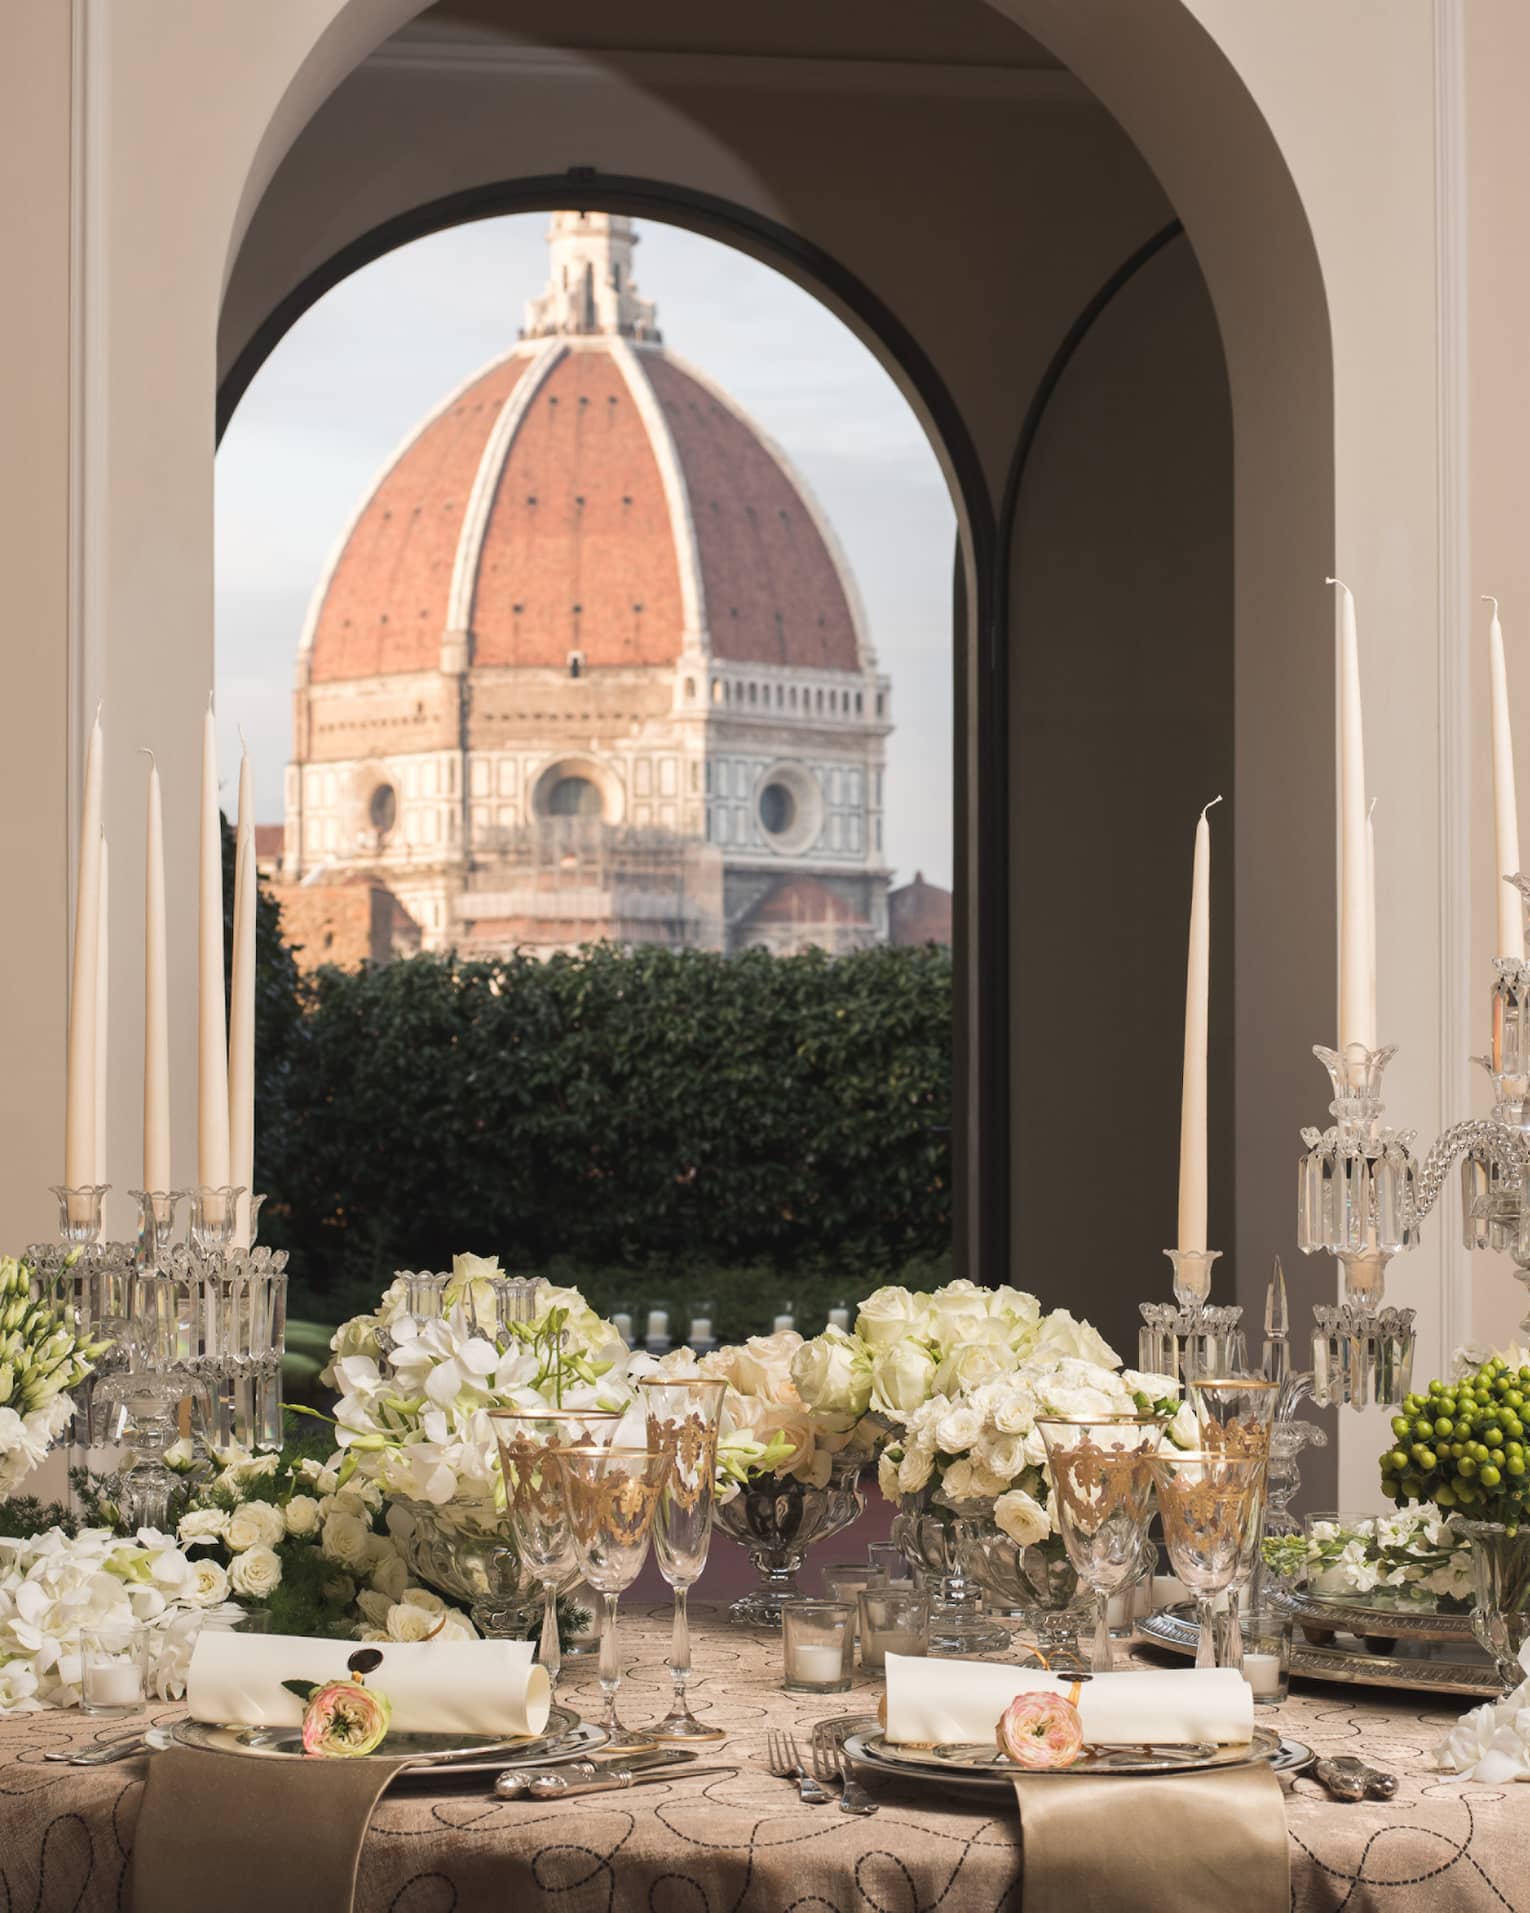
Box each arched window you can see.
[547,775,602,819]
[684,676,696,701]
[369,783,397,836]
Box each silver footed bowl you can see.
[713,1451,867,1626]
[390,1494,541,1638]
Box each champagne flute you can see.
[639,1376,728,1742]
[551,1443,672,1752]
[1036,1415,1165,1672]
[491,1408,622,1694]
[1148,1451,1267,1669]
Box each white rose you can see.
[987,1286,1042,1334]
[401,1586,448,1616]
[975,1431,1027,1484]
[370,1550,409,1603]
[855,1287,929,1351]
[940,1457,1008,1504]
[187,1559,230,1606]
[994,1488,1050,1549]
[284,1494,321,1537]
[356,1588,394,1628]
[790,1331,871,1419]
[224,1502,286,1553]
[897,1445,934,1494]
[731,1331,804,1403]
[321,1510,372,1567]
[228,1544,283,1598]
[926,1280,992,1349]
[933,1400,984,1455]
[990,1383,1038,1437]
[177,1508,228,1548]
[870,1341,939,1418]
[1027,1310,1120,1369]
[386,1602,439,1642]
[878,1450,901,1500]
[164,1438,199,1474]
[932,1340,1010,1399]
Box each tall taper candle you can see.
[1486,596,1524,962]
[94,836,108,1188]
[1330,579,1375,1050]
[65,708,103,1188]
[142,751,171,1193]
[1366,799,1377,1044]
[1177,796,1221,1254]
[228,741,256,1248]
[199,696,230,1189]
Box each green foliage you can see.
[258,942,952,1319]
[1381,1354,1530,1531]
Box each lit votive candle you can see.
[646,1308,669,1340]
[773,1312,795,1332]
[828,1306,851,1331]
[1240,1608,1291,1706]
[81,1621,149,1717]
[782,1600,854,1695]
[612,1312,633,1342]
[1243,1654,1282,1702]
[688,1316,712,1343]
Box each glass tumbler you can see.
[80,1621,151,1717]
[1240,1607,1292,1705]
[782,1600,855,1694]
[859,1586,930,1670]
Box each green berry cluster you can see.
[1379,1356,1530,1534]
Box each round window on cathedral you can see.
[548,774,603,819]
[369,783,397,836]
[758,782,796,837]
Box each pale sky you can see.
[215,213,955,889]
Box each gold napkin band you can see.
[1010,1762,1289,1913]
[132,1744,411,1913]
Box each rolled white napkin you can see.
[883,1653,1253,1747]
[187,1631,552,1738]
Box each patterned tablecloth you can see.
[1,1603,1525,1912]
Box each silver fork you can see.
[765,1728,830,1805]
[811,1723,879,1816]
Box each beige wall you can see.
[0,5,71,1245]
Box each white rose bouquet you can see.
[0,1255,110,1500]
[790,1279,1188,1523]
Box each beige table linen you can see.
[1,1603,1526,1911]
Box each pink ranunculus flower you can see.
[995,1691,1085,1771]
[300,1680,393,1757]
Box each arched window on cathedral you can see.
[685,677,696,701]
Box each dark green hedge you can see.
[256,939,952,1319]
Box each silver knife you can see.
[523,1762,737,1798]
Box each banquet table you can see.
[2,1602,1527,1912]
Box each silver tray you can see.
[1140,1602,1500,1699]
[170,1703,599,1775]
[841,1724,1303,1800]
[1274,1583,1476,1646]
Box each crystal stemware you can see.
[550,1443,672,1752]
[1148,1451,1267,1669]
[1185,1374,1282,1456]
[491,1409,623,1693]
[639,1376,729,1742]
[1036,1415,1165,1672]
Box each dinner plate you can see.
[842,1725,1307,1800]
[170,1703,599,1774]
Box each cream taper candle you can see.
[1486,596,1524,962]
[1330,579,1374,1051]
[142,751,171,1193]
[65,708,103,1188]
[1177,796,1221,1254]
[198,696,230,1189]
[228,740,256,1247]
[94,836,108,1188]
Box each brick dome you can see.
[301,221,867,686]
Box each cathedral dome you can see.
[301,213,868,686]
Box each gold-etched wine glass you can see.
[1185,1375,1282,1457]
[639,1377,729,1742]
[1036,1415,1165,1672]
[550,1443,672,1752]
[1147,1451,1267,1669]
[490,1409,623,1694]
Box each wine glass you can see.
[550,1444,672,1752]
[638,1377,729,1742]
[1147,1451,1267,1669]
[1186,1374,1282,1457]
[1036,1415,1165,1672]
[490,1408,623,1694]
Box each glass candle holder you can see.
[782,1600,854,1694]
[822,1564,887,1634]
[867,1540,913,1584]
[859,1586,930,1671]
[1240,1608,1291,1705]
[80,1620,150,1717]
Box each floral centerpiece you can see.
[1262,1511,1473,1611]
[0,1255,108,1501]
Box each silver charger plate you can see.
[170,1703,599,1775]
[842,1725,1300,1800]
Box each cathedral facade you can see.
[280,213,893,958]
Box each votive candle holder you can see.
[859,1586,930,1671]
[782,1600,855,1694]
